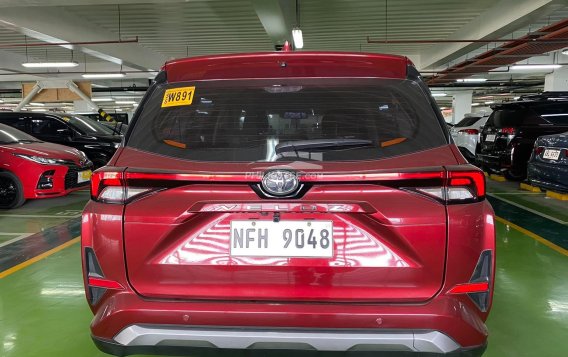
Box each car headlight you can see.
[13,153,63,165]
[77,150,88,160]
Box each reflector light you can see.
[87,277,123,290]
[448,282,489,294]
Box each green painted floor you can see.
[1,189,567,357]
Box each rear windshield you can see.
[127,78,447,162]
[455,116,482,127]
[531,103,568,125]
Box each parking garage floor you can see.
[0,184,567,357]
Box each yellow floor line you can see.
[495,216,568,257]
[0,236,80,279]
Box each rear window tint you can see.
[127,78,446,162]
[531,103,568,125]
[455,116,481,127]
[486,108,543,127]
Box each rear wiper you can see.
[275,138,374,154]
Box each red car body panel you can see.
[164,52,409,82]
[0,141,90,199]
[82,52,495,356]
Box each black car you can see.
[527,132,568,192]
[477,93,568,180]
[0,112,121,168]
[100,121,129,135]
[75,112,129,124]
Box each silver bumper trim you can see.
[114,325,461,353]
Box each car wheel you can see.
[0,172,26,209]
[504,168,526,181]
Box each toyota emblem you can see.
[261,170,299,196]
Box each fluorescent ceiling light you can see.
[115,100,136,104]
[292,28,303,49]
[91,84,109,88]
[31,108,46,112]
[562,49,568,56]
[456,78,487,82]
[514,96,520,100]
[511,64,561,70]
[471,103,481,106]
[432,93,447,97]
[485,101,495,104]
[82,73,125,79]
[91,97,113,102]
[0,100,3,103]
[29,102,45,106]
[22,61,79,68]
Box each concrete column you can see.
[544,66,568,91]
[452,91,473,124]
[74,100,92,112]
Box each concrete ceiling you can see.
[0,0,566,85]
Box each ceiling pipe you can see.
[0,37,139,48]
[427,18,568,85]
[366,37,568,44]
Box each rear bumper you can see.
[93,326,487,356]
[527,161,568,193]
[89,291,489,355]
[476,152,510,172]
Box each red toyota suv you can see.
[82,52,495,357]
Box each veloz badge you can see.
[161,86,195,108]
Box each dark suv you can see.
[0,112,122,168]
[478,93,568,179]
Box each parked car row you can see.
[450,93,568,192]
[0,112,123,208]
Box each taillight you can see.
[414,169,485,204]
[499,127,516,135]
[535,146,544,155]
[90,169,155,204]
[458,129,479,135]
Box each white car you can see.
[450,115,489,162]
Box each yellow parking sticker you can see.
[162,86,195,108]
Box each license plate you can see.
[230,220,333,258]
[77,170,92,183]
[543,149,561,160]
[485,134,496,142]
